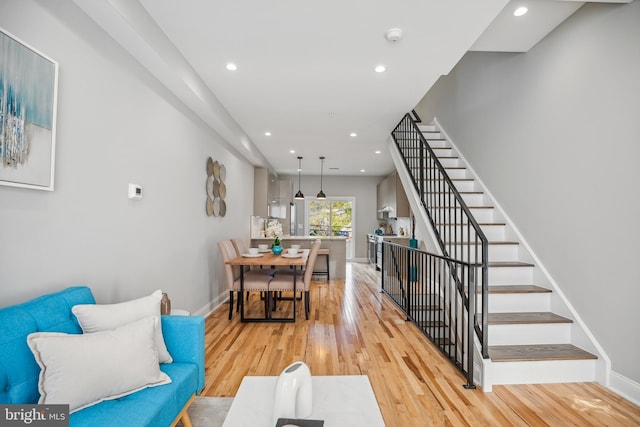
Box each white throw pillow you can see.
[27,316,171,413]
[72,290,172,363]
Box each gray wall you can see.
[282,174,384,259]
[415,2,640,382]
[0,0,254,312]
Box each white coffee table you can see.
[222,375,386,427]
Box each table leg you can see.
[292,266,297,321]
[240,265,245,322]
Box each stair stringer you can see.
[427,117,611,389]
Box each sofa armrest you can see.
[161,315,205,393]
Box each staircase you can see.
[390,116,600,390]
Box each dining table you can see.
[224,249,309,322]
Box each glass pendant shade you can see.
[294,156,304,200]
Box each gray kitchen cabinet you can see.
[376,171,409,219]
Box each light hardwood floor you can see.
[202,262,640,426]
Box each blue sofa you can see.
[0,286,205,427]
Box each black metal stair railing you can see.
[389,113,489,360]
[382,241,479,388]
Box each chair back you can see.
[217,240,241,290]
[231,238,248,257]
[301,239,322,290]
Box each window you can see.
[305,197,355,259]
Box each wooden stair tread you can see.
[432,191,483,195]
[404,155,457,159]
[425,166,466,169]
[489,261,534,268]
[488,285,551,294]
[429,178,474,182]
[431,205,493,209]
[488,312,572,325]
[489,344,597,362]
[437,222,506,227]
[445,241,519,245]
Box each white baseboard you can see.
[609,370,640,406]
[193,292,228,318]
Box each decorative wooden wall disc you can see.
[206,157,226,217]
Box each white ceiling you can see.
[72,0,631,177]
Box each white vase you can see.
[273,362,312,423]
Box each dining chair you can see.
[269,239,321,320]
[231,238,277,276]
[218,240,273,320]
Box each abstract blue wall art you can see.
[0,27,58,191]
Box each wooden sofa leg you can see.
[170,394,195,427]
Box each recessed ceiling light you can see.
[374,65,386,73]
[360,169,366,173]
[375,150,381,154]
[350,132,357,137]
[289,150,295,154]
[265,132,271,136]
[514,6,528,17]
[226,63,238,71]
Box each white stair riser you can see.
[425,140,448,149]
[441,168,468,179]
[459,193,487,206]
[487,292,551,313]
[488,266,534,284]
[420,192,487,207]
[437,157,461,168]
[431,147,454,157]
[416,167,469,180]
[447,244,518,263]
[439,225,505,241]
[421,179,478,192]
[488,359,596,385]
[489,323,570,345]
[450,180,477,192]
[489,244,519,262]
[434,208,494,223]
[418,125,438,132]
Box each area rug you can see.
[177,396,234,427]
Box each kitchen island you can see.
[250,236,346,279]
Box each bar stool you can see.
[313,248,330,280]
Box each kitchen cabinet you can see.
[270,180,292,219]
[376,172,409,219]
[253,167,292,220]
[254,168,278,217]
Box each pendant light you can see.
[316,156,326,199]
[294,156,305,200]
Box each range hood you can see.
[377,206,394,219]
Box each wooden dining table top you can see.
[225,249,309,267]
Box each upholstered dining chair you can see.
[218,240,273,320]
[269,239,321,320]
[231,238,277,276]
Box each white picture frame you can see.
[0,26,59,191]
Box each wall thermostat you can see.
[128,183,143,200]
